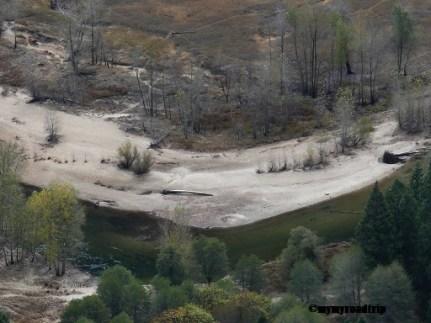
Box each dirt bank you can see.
[0,261,97,323]
[0,88,426,228]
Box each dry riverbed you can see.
[0,87,426,228]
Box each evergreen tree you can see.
[410,162,424,201]
[356,183,393,266]
[415,216,431,307]
[419,161,431,223]
[385,180,418,271]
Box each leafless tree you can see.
[287,4,331,98]
[58,0,87,74]
[45,111,61,144]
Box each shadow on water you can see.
[27,154,429,281]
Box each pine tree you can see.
[385,180,418,271]
[356,182,393,266]
[410,163,424,201]
[417,161,431,225]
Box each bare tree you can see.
[45,111,61,144]
[86,0,104,65]
[58,0,87,74]
[287,4,331,98]
[335,88,354,153]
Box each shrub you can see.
[45,111,60,144]
[110,312,132,323]
[152,304,215,323]
[132,151,153,175]
[117,141,139,169]
[61,295,110,323]
[353,116,374,146]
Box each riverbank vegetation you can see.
[0,141,84,276]
[57,161,431,323]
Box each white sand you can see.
[0,88,425,228]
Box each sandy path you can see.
[0,88,425,228]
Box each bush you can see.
[117,141,153,174]
[152,304,215,323]
[212,292,271,323]
[61,295,110,323]
[110,312,132,323]
[97,265,148,315]
[45,111,60,144]
[117,141,139,169]
[132,151,153,175]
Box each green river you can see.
[79,155,428,280]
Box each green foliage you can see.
[233,255,265,292]
[0,141,26,176]
[280,226,319,279]
[76,318,95,323]
[0,171,26,264]
[288,260,323,303]
[329,246,366,306]
[121,279,150,323]
[92,266,150,322]
[156,245,186,285]
[274,305,328,323]
[193,237,229,283]
[427,300,431,323]
[61,295,110,323]
[152,304,215,323]
[385,180,418,271]
[213,292,271,323]
[212,277,239,295]
[410,163,423,201]
[152,279,193,315]
[110,312,132,323]
[0,310,9,323]
[271,294,301,318]
[366,262,416,322]
[195,286,229,312]
[356,183,393,266]
[26,183,84,275]
[392,5,415,75]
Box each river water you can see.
[77,154,428,280]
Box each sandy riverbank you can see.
[0,88,426,228]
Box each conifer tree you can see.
[356,182,393,266]
[410,163,424,201]
[385,180,418,271]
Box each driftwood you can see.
[161,189,213,197]
[382,149,428,164]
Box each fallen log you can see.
[382,149,428,164]
[161,189,213,197]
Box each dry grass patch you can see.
[103,26,175,60]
